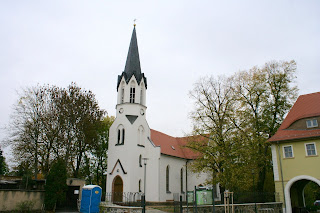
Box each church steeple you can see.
[124,26,141,78]
[117,26,147,91]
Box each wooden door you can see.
[112,176,123,203]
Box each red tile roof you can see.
[269,92,320,142]
[150,129,203,159]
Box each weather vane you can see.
[134,19,137,27]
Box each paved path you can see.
[146,207,167,213]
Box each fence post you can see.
[194,186,197,213]
[212,188,215,213]
[141,195,146,213]
[180,195,183,213]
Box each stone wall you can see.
[0,190,45,211]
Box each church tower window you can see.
[116,125,125,145]
[122,129,125,144]
[138,126,144,146]
[139,179,142,192]
[166,165,170,193]
[117,129,121,145]
[140,89,143,104]
[139,155,142,167]
[130,81,135,103]
[121,87,124,104]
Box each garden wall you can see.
[0,190,45,212]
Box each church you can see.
[106,25,217,202]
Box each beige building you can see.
[269,92,320,213]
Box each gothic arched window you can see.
[130,81,135,103]
[166,165,170,193]
[180,168,184,193]
[122,129,125,144]
[116,125,125,145]
[139,179,142,192]
[121,87,125,104]
[138,126,144,146]
[140,82,145,105]
[117,129,121,144]
[139,155,142,167]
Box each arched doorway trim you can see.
[285,175,320,213]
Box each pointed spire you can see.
[117,25,147,91]
[124,26,141,78]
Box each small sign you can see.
[187,191,194,204]
[74,190,79,195]
[196,189,213,205]
[95,190,99,194]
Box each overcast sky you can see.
[1,0,320,159]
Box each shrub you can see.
[15,200,34,213]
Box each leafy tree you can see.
[188,60,298,193]
[92,116,114,195]
[5,83,106,179]
[188,76,253,191]
[44,158,68,210]
[0,146,8,175]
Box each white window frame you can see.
[283,145,294,158]
[306,119,318,128]
[305,142,317,156]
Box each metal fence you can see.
[105,192,144,207]
[223,192,279,204]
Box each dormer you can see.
[286,116,320,130]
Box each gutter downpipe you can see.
[277,142,287,213]
[159,157,161,202]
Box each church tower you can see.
[106,25,153,200]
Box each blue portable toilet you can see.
[80,185,102,213]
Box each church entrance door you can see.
[112,176,123,203]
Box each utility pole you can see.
[142,157,148,213]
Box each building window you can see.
[130,87,135,103]
[138,126,144,146]
[139,155,142,167]
[180,168,184,193]
[305,143,317,156]
[122,129,125,144]
[283,145,294,158]
[166,165,170,193]
[117,129,121,144]
[307,119,318,128]
[121,87,124,103]
[139,179,141,192]
[116,126,125,145]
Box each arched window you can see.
[130,81,135,103]
[138,126,144,146]
[140,82,145,105]
[116,125,125,145]
[180,168,184,193]
[121,87,125,103]
[139,179,142,192]
[139,155,142,167]
[122,129,125,144]
[117,129,121,144]
[166,165,170,193]
[140,89,143,104]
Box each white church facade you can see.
[106,26,216,202]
